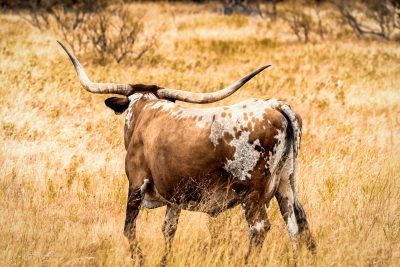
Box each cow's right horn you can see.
[156,65,271,104]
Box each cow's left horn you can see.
[58,41,146,96]
[156,65,271,103]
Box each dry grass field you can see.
[1,2,399,266]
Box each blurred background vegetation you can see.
[1,0,399,64]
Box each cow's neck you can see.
[124,92,158,148]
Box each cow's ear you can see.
[105,97,130,115]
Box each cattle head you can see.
[57,41,270,112]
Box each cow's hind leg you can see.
[124,186,144,266]
[161,204,181,267]
[293,197,316,252]
[242,192,271,264]
[275,175,316,252]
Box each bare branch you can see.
[333,0,397,40]
[21,3,156,64]
[283,8,312,43]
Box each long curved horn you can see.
[57,41,139,96]
[58,40,270,101]
[156,65,271,103]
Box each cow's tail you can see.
[274,101,316,251]
[274,101,302,195]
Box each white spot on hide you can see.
[223,131,261,180]
[266,127,287,175]
[287,212,299,239]
[250,220,265,232]
[140,179,150,193]
[208,99,268,147]
[125,94,143,129]
[265,98,281,108]
[169,99,269,143]
[150,100,175,111]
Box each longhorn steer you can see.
[58,41,316,265]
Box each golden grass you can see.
[1,2,399,266]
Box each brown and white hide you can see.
[121,93,315,264]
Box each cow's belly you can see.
[142,187,242,216]
[142,193,167,209]
[142,171,248,216]
[177,186,243,217]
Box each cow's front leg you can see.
[242,193,271,264]
[161,204,181,267]
[124,186,143,266]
